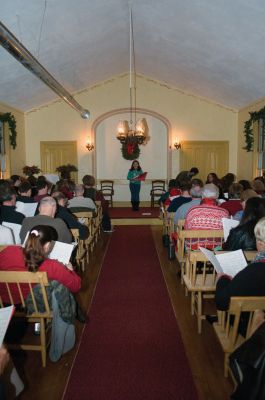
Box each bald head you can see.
[39,196,57,217]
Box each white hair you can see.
[254,217,265,242]
[201,183,219,199]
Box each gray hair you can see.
[201,183,219,199]
[39,196,56,208]
[190,186,202,198]
[254,217,265,242]
[74,184,84,196]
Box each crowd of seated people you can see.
[163,169,265,396]
[0,172,112,390]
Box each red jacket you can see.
[0,246,81,304]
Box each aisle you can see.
[63,226,198,400]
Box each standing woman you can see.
[127,160,143,211]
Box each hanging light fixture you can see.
[116,8,148,146]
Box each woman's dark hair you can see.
[240,197,265,225]
[82,175,95,187]
[130,160,141,171]
[168,179,177,190]
[18,181,32,194]
[206,172,219,184]
[238,180,252,191]
[23,225,58,272]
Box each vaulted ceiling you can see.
[1,0,265,112]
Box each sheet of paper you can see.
[2,222,21,245]
[48,241,75,265]
[199,247,223,273]
[43,174,60,185]
[215,250,247,277]
[16,201,38,218]
[0,305,15,346]
[222,218,239,241]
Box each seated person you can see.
[82,175,112,232]
[185,183,229,230]
[0,186,24,224]
[0,225,81,303]
[20,196,72,244]
[167,183,192,212]
[174,179,203,224]
[158,179,177,207]
[223,197,265,251]
[184,183,229,249]
[252,178,265,196]
[52,191,89,240]
[34,178,49,203]
[9,175,22,194]
[219,182,243,216]
[17,181,36,203]
[67,184,96,214]
[233,189,259,221]
[54,179,74,200]
[215,217,265,313]
[164,187,181,210]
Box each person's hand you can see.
[0,346,10,375]
[66,262,74,271]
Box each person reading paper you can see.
[127,160,147,211]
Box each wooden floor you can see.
[9,225,233,400]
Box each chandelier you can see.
[116,8,148,146]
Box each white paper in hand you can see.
[199,247,223,274]
[222,218,239,241]
[48,241,75,265]
[0,305,15,346]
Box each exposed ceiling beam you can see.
[0,20,90,119]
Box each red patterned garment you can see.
[184,199,229,249]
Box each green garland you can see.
[121,141,140,160]
[0,112,17,149]
[243,106,265,152]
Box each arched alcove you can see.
[91,108,172,202]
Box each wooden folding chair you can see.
[95,201,103,241]
[176,229,224,283]
[183,251,217,334]
[100,180,114,207]
[73,211,95,263]
[71,229,87,272]
[183,250,258,334]
[150,180,166,208]
[0,271,52,367]
[213,296,265,378]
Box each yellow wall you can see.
[237,97,265,180]
[0,102,25,175]
[25,73,238,181]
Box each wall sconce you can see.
[173,140,181,150]
[86,140,94,151]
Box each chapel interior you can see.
[0,1,265,399]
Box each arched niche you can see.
[91,108,173,201]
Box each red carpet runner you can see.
[63,226,198,400]
[109,207,159,219]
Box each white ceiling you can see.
[1,0,265,112]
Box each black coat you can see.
[230,322,265,400]
[223,220,257,251]
[55,205,89,240]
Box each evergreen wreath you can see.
[243,106,265,152]
[0,112,17,149]
[121,140,140,160]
